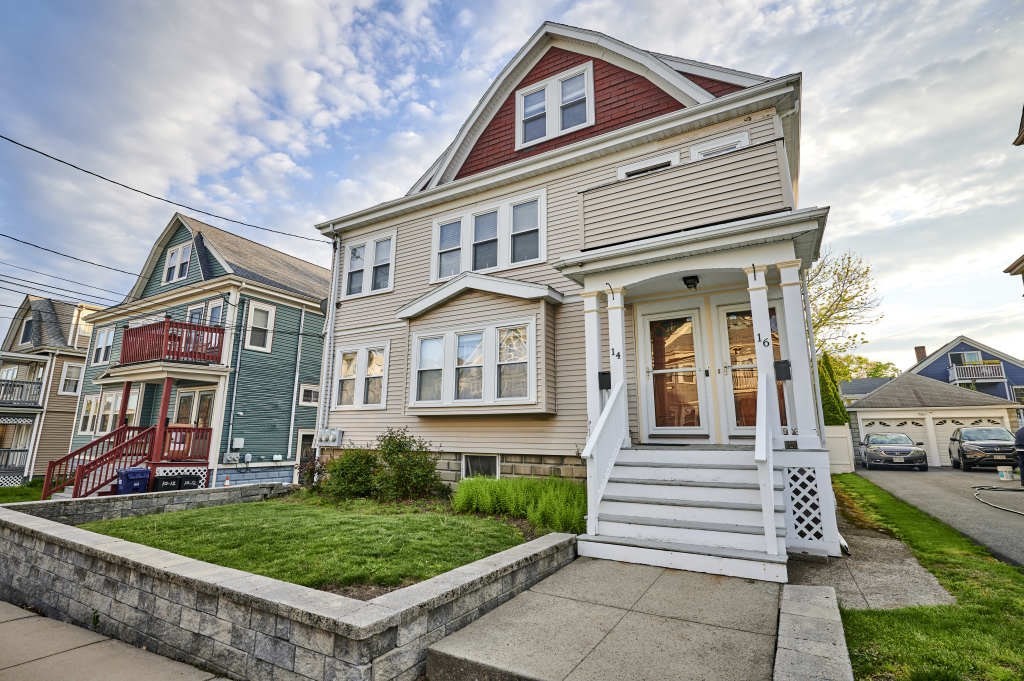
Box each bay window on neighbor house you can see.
[92,327,114,365]
[244,303,275,352]
[411,321,533,406]
[344,233,395,297]
[58,363,84,395]
[334,344,388,409]
[515,62,594,148]
[431,192,546,281]
[163,242,192,284]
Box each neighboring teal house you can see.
[43,213,328,498]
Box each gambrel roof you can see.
[0,295,99,352]
[127,213,331,302]
[410,22,770,193]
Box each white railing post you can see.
[777,260,820,449]
[605,287,630,448]
[580,382,627,536]
[754,371,780,555]
[582,291,603,434]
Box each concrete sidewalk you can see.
[0,601,222,681]
[428,558,782,681]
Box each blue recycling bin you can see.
[117,467,150,495]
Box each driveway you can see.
[859,468,1024,566]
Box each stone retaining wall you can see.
[0,497,575,681]
[3,483,290,526]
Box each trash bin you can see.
[153,476,182,492]
[179,475,202,490]
[117,467,150,494]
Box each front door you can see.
[718,306,788,437]
[641,311,709,436]
[173,389,216,426]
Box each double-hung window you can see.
[244,303,275,352]
[92,327,114,365]
[78,395,99,434]
[163,242,192,283]
[207,300,225,326]
[59,363,84,395]
[334,344,389,409]
[18,319,33,345]
[187,304,206,325]
[411,321,534,406]
[515,62,594,149]
[431,191,545,281]
[344,232,395,297]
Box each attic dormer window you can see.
[18,319,33,345]
[163,242,192,284]
[515,62,595,150]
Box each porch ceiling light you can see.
[683,275,700,290]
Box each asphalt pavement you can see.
[858,468,1024,566]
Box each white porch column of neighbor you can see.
[744,266,783,448]
[777,260,822,449]
[605,287,630,447]
[582,291,603,433]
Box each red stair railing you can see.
[72,426,156,499]
[42,425,144,499]
[164,426,213,461]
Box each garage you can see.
[848,373,1019,467]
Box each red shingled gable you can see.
[454,47,686,180]
[681,72,746,97]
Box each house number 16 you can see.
[756,333,771,348]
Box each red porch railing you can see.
[72,426,156,498]
[164,426,213,461]
[42,425,146,499]
[120,319,224,365]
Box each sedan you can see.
[860,433,929,471]
[949,426,1017,471]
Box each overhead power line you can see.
[0,259,129,296]
[0,274,122,304]
[0,133,329,243]
[0,233,140,276]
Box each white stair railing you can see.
[753,371,780,555]
[581,382,627,535]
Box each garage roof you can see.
[848,372,1016,410]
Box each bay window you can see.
[514,62,594,149]
[333,343,389,410]
[431,190,545,281]
[344,231,396,297]
[411,320,534,406]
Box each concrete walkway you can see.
[428,558,781,681]
[0,601,222,681]
[860,468,1024,565]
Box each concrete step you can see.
[596,515,786,553]
[603,481,785,507]
[577,534,788,582]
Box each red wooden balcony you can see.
[121,318,224,365]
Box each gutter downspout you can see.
[316,237,342,464]
[287,308,304,484]
[225,296,247,473]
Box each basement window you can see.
[463,454,499,479]
[616,151,681,180]
[689,131,751,161]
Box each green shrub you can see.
[322,449,379,500]
[371,428,445,502]
[452,476,586,533]
[818,352,849,426]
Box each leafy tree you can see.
[818,352,849,426]
[831,354,899,384]
[807,249,882,354]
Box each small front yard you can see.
[0,479,42,504]
[81,494,526,598]
[833,474,1024,681]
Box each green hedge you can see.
[819,352,849,426]
[452,476,586,534]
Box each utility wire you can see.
[0,274,122,304]
[0,233,140,276]
[0,133,330,243]
[0,259,130,296]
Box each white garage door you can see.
[860,417,933,464]
[933,415,1009,467]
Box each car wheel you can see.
[952,456,960,469]
[962,452,972,472]
[864,460,871,470]
[918,464,928,472]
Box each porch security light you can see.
[683,275,700,290]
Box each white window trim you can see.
[514,61,595,150]
[186,303,207,325]
[0,367,16,381]
[1010,385,1024,404]
[58,362,84,396]
[244,302,276,353]
[616,151,681,180]
[18,319,33,345]
[92,327,114,366]
[409,318,536,408]
[162,242,193,284]
[298,383,320,407]
[430,190,546,283]
[332,342,390,411]
[341,230,397,299]
[462,453,501,480]
[207,300,225,326]
[78,394,99,435]
[689,131,750,161]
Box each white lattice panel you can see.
[0,475,22,487]
[786,467,825,542]
[155,466,208,487]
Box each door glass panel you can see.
[195,392,214,427]
[725,309,786,427]
[649,317,700,428]
[175,393,194,425]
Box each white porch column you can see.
[606,287,630,447]
[744,266,783,448]
[582,291,603,433]
[777,260,821,449]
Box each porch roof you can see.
[94,361,229,385]
[553,207,828,285]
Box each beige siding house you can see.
[316,22,840,581]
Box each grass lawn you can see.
[0,479,42,504]
[833,474,1024,681]
[80,493,525,595]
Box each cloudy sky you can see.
[0,0,1021,368]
